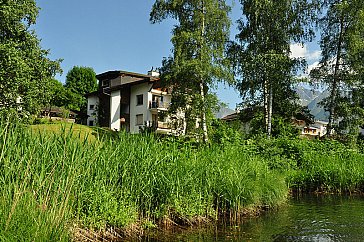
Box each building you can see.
[86,69,183,135]
[293,119,328,138]
[220,109,329,138]
[39,107,77,123]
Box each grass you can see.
[242,136,364,193]
[0,122,288,240]
[2,122,364,240]
[30,122,97,142]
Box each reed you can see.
[0,122,288,239]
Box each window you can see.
[102,80,110,87]
[136,114,143,126]
[89,104,95,110]
[136,94,143,106]
[89,120,94,126]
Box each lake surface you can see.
[144,195,364,241]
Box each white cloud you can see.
[290,43,321,61]
[290,43,307,59]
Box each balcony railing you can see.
[149,101,170,110]
[147,121,171,130]
[157,121,170,129]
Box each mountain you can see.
[217,86,329,121]
[295,86,321,106]
[214,107,235,119]
[295,86,329,121]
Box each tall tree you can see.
[150,0,233,142]
[229,0,318,137]
[45,79,75,109]
[64,66,97,113]
[310,0,364,138]
[0,0,61,115]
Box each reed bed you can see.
[3,121,362,240]
[243,136,364,193]
[286,140,364,193]
[0,122,287,240]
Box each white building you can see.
[295,119,328,138]
[86,69,183,135]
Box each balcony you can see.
[149,100,170,111]
[147,121,171,134]
[157,121,170,129]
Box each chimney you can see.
[148,67,160,77]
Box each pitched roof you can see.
[96,70,159,82]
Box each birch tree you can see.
[311,0,364,138]
[229,0,318,137]
[150,0,233,142]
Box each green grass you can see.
[30,122,97,142]
[242,136,364,193]
[0,122,288,240]
[2,122,364,240]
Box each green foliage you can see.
[209,119,244,144]
[150,0,234,142]
[0,122,289,239]
[288,140,364,192]
[0,0,61,115]
[310,0,364,137]
[247,112,299,138]
[65,66,97,112]
[45,79,76,109]
[3,118,364,240]
[229,0,318,136]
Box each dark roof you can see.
[96,70,159,81]
[221,112,240,121]
[84,90,99,97]
[41,107,77,116]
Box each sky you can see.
[35,0,321,110]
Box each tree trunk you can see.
[327,14,345,137]
[267,82,273,137]
[264,79,269,136]
[199,0,208,143]
[200,82,208,143]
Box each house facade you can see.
[86,69,182,135]
[293,119,328,138]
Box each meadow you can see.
[1,122,364,241]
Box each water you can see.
[144,195,364,241]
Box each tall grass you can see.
[2,121,364,240]
[0,122,288,240]
[286,140,364,192]
[242,136,364,193]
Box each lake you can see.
[143,194,364,241]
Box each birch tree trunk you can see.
[264,79,269,135]
[200,0,208,143]
[327,14,344,137]
[267,82,273,137]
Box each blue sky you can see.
[35,0,320,109]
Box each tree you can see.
[0,0,61,115]
[150,0,234,142]
[45,79,75,109]
[310,0,364,138]
[229,0,318,137]
[64,66,97,113]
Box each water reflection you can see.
[143,195,364,241]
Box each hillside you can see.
[295,86,329,121]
